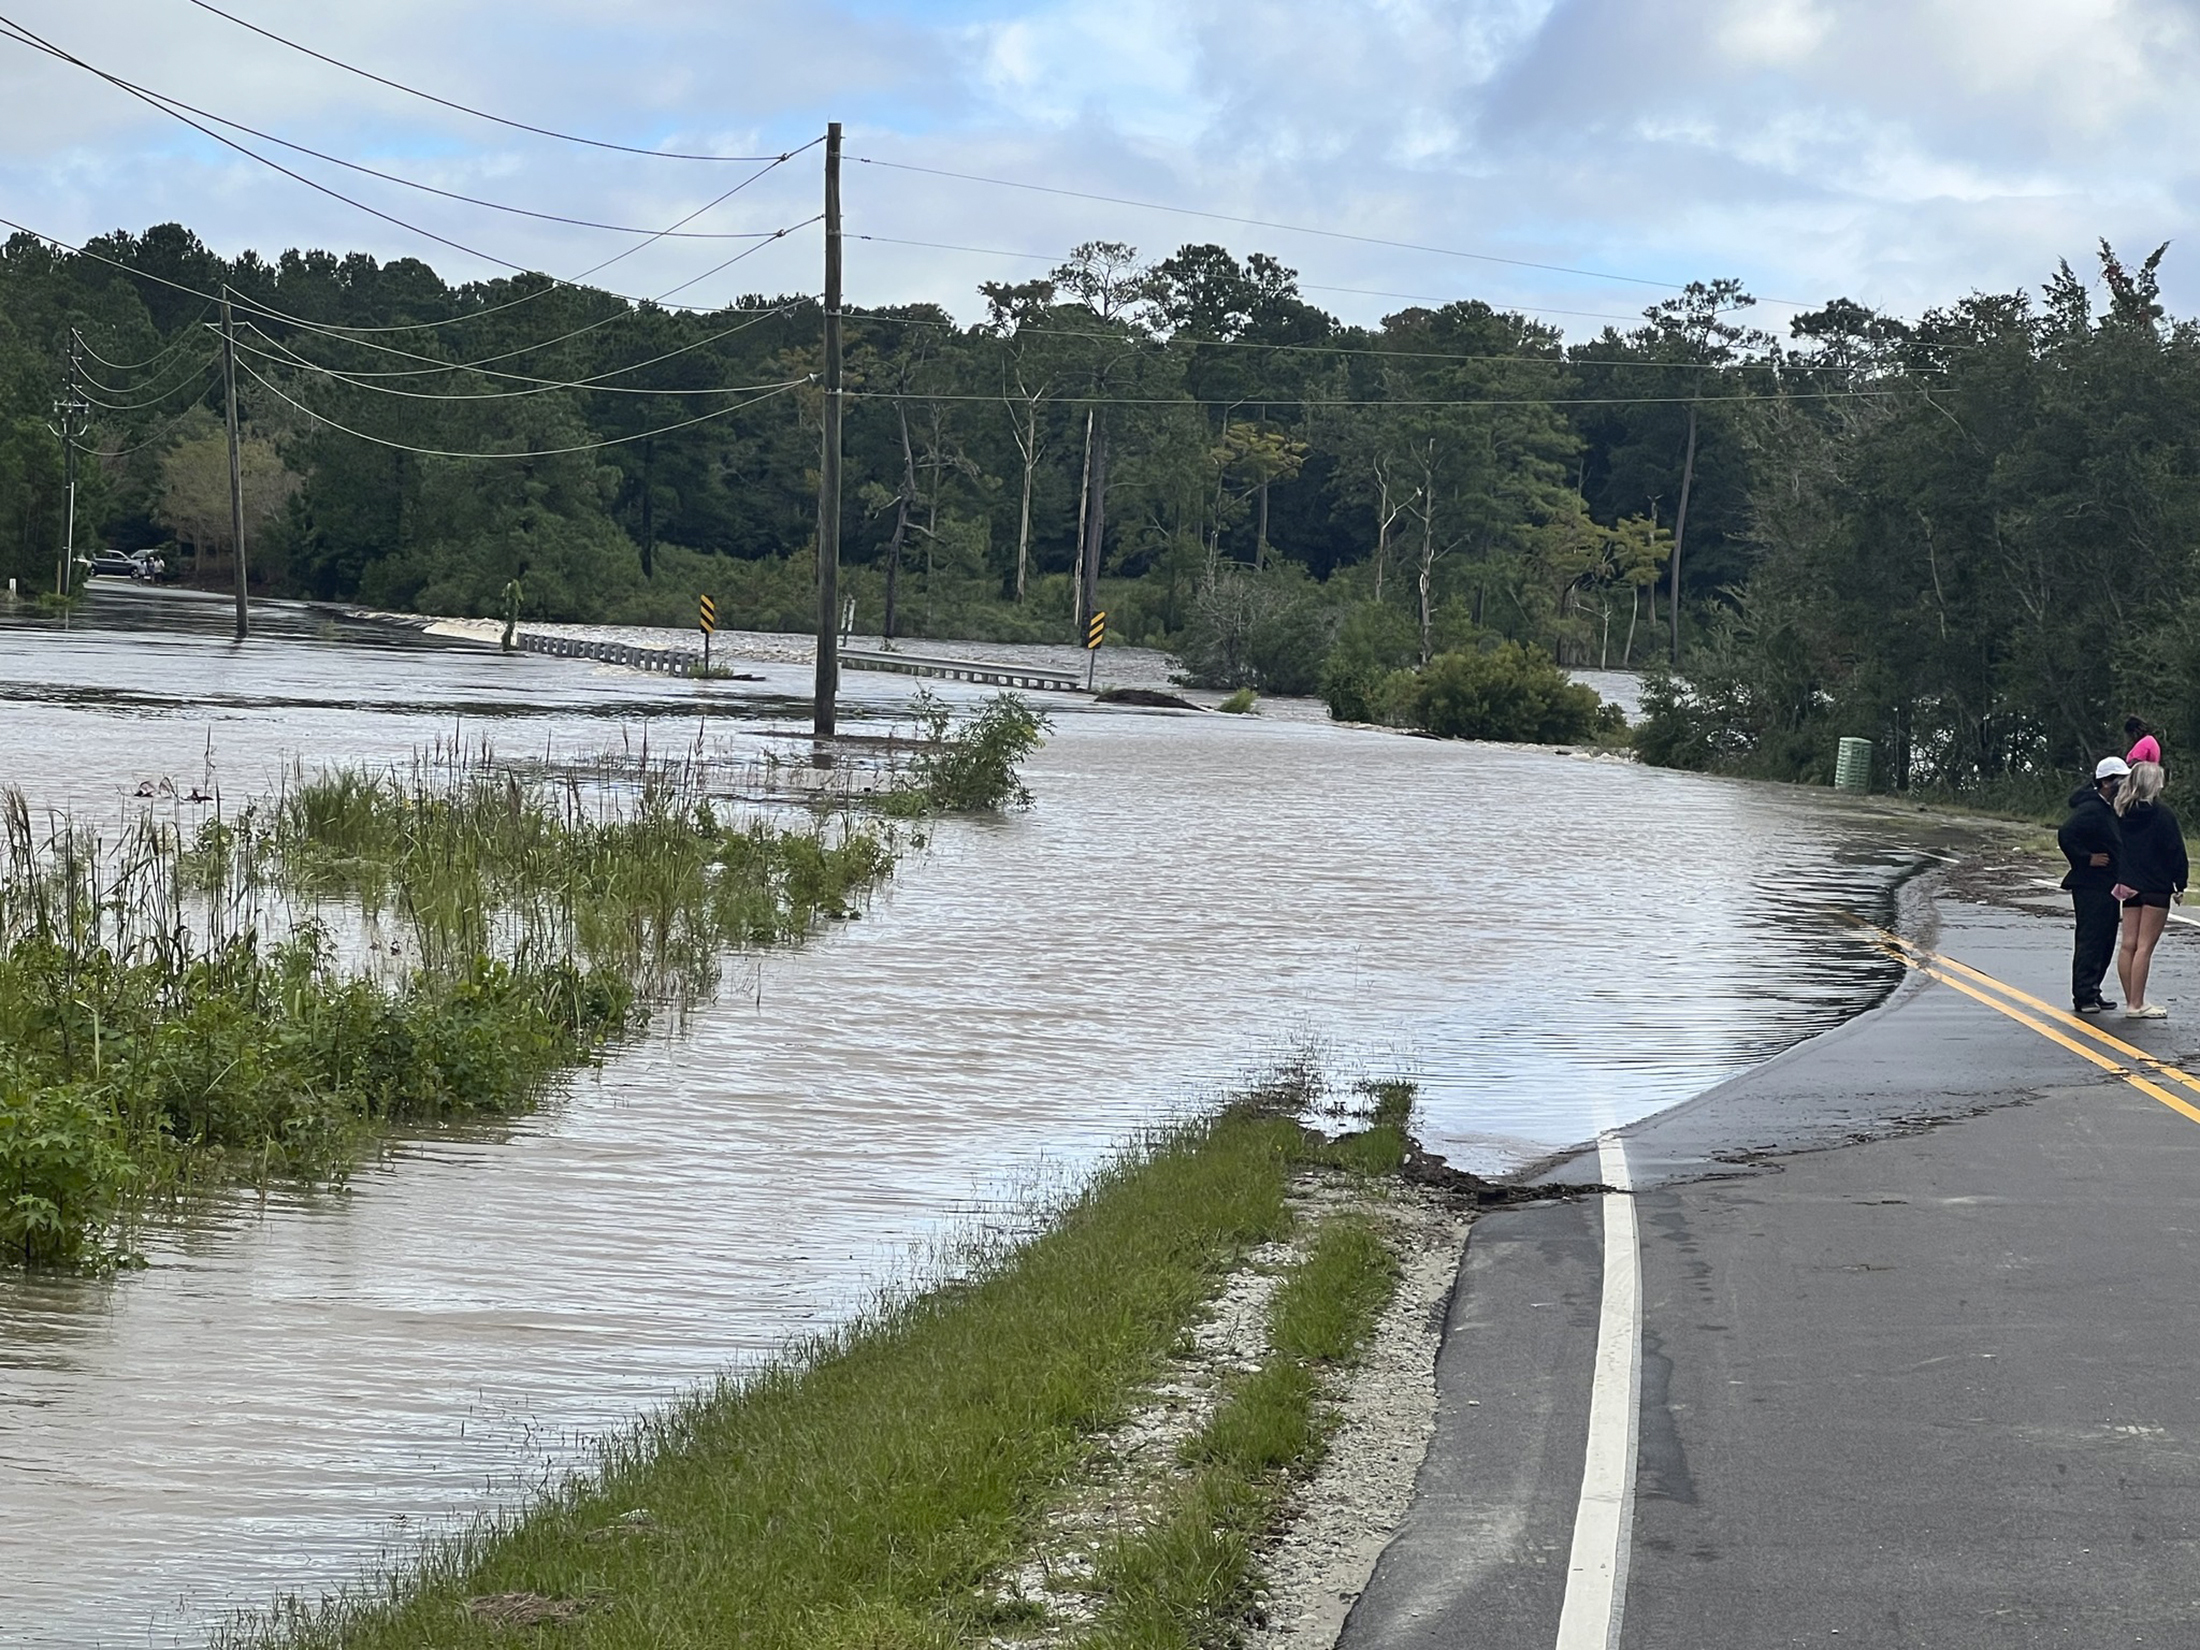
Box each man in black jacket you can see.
[2059,756,2130,1013]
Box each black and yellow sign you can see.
[698,594,717,635]
[1084,609,1107,651]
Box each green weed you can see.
[224,1108,1305,1650]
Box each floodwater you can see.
[4,588,1926,1647]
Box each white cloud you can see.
[6,0,2200,333]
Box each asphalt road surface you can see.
[1343,885,2200,1649]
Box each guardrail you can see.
[839,648,1084,692]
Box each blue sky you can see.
[3,0,2196,337]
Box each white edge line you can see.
[1554,1132,1641,1650]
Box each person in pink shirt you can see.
[2126,716,2163,767]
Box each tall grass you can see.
[0,741,897,1268]
[221,1104,1308,1650]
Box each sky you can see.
[1,0,2196,339]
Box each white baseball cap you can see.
[2096,756,2132,780]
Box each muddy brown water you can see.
[3,588,1933,1647]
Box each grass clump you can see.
[227,1106,1307,1650]
[1086,1214,1401,1649]
[1215,688,1257,715]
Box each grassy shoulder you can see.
[229,1089,1419,1649]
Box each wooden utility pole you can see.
[55,331,84,598]
[220,291,249,641]
[1668,401,1698,667]
[812,122,843,738]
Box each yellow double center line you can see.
[1850,919,2200,1127]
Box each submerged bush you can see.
[882,691,1050,815]
[1406,643,1604,742]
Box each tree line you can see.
[9,223,2190,788]
[0,223,1740,686]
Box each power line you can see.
[243,297,806,383]
[0,15,819,313]
[847,304,1868,375]
[235,359,809,456]
[74,356,220,413]
[0,30,783,240]
[852,155,1809,302]
[184,0,787,163]
[849,233,1736,332]
[222,175,817,338]
[74,316,215,374]
[234,327,799,401]
[846,387,1906,409]
[87,399,218,459]
[0,14,552,275]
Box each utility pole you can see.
[812,122,843,739]
[1668,400,1698,667]
[220,290,250,641]
[54,331,86,598]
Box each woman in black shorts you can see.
[2114,760,2187,1019]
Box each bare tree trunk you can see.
[1416,499,1435,665]
[638,436,655,579]
[1624,585,1640,666]
[1014,400,1039,603]
[1669,402,1699,667]
[1256,476,1269,570]
[1374,470,1391,602]
[1073,407,1096,627]
[884,402,916,639]
[1081,415,1109,625]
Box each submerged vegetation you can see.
[0,692,1049,1267]
[224,1068,1411,1650]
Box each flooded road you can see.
[3,590,1927,1647]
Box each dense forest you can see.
[2,224,2193,796]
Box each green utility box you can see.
[1834,736,1873,793]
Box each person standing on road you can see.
[2113,760,2186,1021]
[2060,756,2130,1014]
[2127,716,2164,768]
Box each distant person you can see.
[2113,760,2186,1021]
[2127,716,2163,768]
[2059,756,2129,1014]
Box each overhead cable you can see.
[853,156,1810,301]
[0,16,817,318]
[222,168,817,336]
[849,305,1864,375]
[184,0,788,162]
[235,360,810,457]
[73,317,215,373]
[235,328,801,401]
[847,387,1906,409]
[244,298,805,383]
[849,233,1734,331]
[73,357,220,413]
[0,32,783,239]
[88,400,220,459]
[230,228,814,384]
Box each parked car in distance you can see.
[84,549,167,581]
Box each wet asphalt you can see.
[1342,888,2200,1649]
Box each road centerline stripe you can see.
[1555,1133,1641,1650]
[1850,921,2200,1127]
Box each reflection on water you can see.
[3,591,1912,1647]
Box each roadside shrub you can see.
[1172,564,1338,695]
[1319,601,1419,722]
[1406,643,1604,742]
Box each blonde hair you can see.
[2117,760,2165,815]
